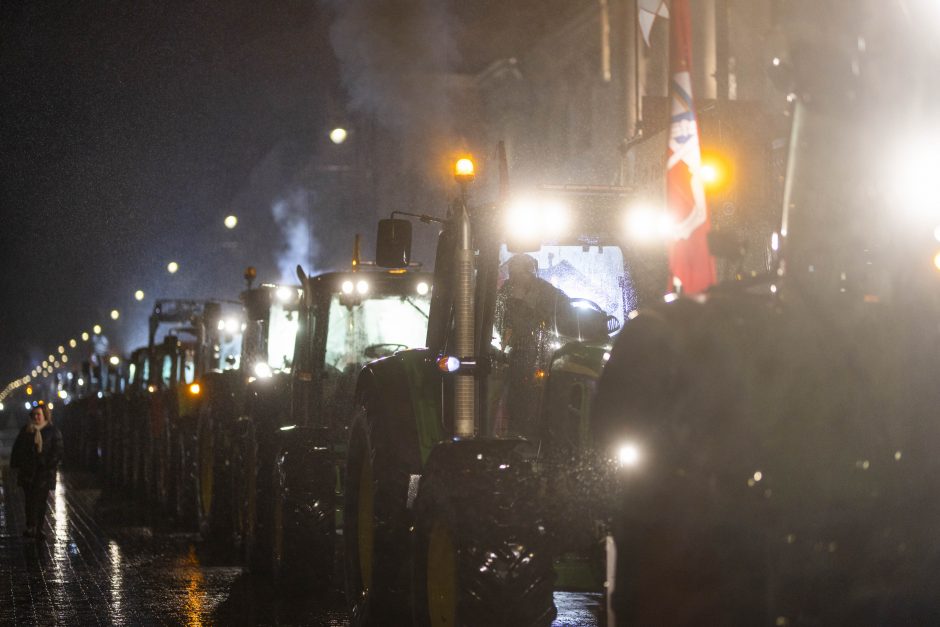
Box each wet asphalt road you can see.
[0,426,602,626]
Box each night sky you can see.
[0,0,583,387]
[0,1,340,382]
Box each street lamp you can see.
[224,215,238,229]
[134,290,145,301]
[81,332,90,341]
[167,261,179,274]
[93,324,102,335]
[110,309,120,320]
[330,127,348,145]
[69,338,77,348]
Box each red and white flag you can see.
[666,0,716,295]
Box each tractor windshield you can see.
[324,293,431,372]
[489,244,631,438]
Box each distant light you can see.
[48,402,55,409]
[57,345,65,354]
[42,361,48,368]
[341,280,354,295]
[61,355,68,363]
[254,362,273,379]
[356,280,369,295]
[224,215,238,229]
[134,290,145,301]
[48,354,54,362]
[329,127,348,145]
[69,338,77,348]
[276,286,294,302]
[58,390,67,400]
[81,332,90,341]
[771,231,780,252]
[616,442,641,468]
[279,424,297,431]
[77,378,85,386]
[53,361,60,368]
[93,324,102,335]
[24,402,31,410]
[217,320,225,331]
[772,57,781,67]
[110,309,120,320]
[224,318,240,334]
[663,292,679,303]
[935,251,940,272]
[0,402,4,411]
[416,281,429,296]
[109,356,120,366]
[26,385,32,396]
[167,261,179,274]
[188,382,201,396]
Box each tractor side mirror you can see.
[376,218,412,268]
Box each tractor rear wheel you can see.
[343,406,414,626]
[412,439,557,627]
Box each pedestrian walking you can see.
[10,402,64,539]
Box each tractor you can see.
[137,299,242,518]
[343,152,649,625]
[238,250,432,583]
[593,2,940,623]
[193,273,303,548]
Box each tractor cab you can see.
[239,281,302,382]
[291,267,432,433]
[378,179,640,445]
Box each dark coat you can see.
[10,423,64,489]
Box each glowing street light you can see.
[110,309,120,320]
[109,355,120,366]
[224,215,238,229]
[134,290,145,301]
[329,127,348,145]
[58,345,65,354]
[93,324,102,335]
[69,338,77,348]
[167,261,179,274]
[81,332,90,341]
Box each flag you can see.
[638,0,669,47]
[666,0,716,295]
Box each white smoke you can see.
[271,188,317,284]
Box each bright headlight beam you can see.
[624,206,674,243]
[341,280,354,295]
[356,280,369,295]
[276,286,294,302]
[616,442,641,468]
[416,281,430,296]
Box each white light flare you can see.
[616,441,641,468]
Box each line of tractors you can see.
[39,149,669,625]
[12,5,940,623]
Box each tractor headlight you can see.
[356,280,369,295]
[341,280,354,295]
[253,362,273,379]
[624,205,674,243]
[615,440,642,469]
[505,198,570,241]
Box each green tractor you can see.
[593,3,940,623]
[193,274,302,548]
[238,253,432,583]
[343,153,644,625]
[140,299,243,518]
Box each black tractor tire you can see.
[412,439,557,627]
[269,435,335,589]
[343,405,417,626]
[196,401,235,548]
[240,426,275,575]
